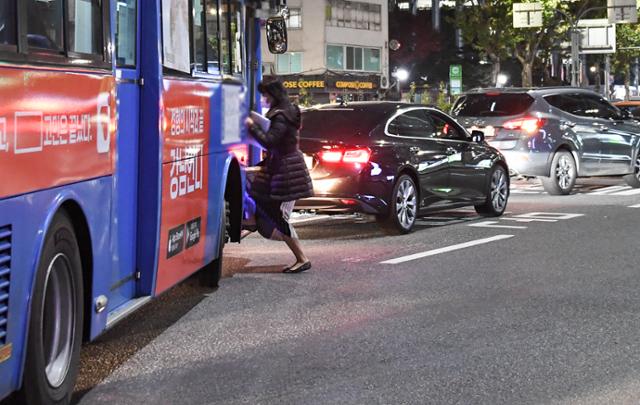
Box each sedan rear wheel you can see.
[623,153,640,188]
[475,165,509,216]
[379,174,417,234]
[540,151,576,195]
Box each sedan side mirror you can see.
[266,16,288,54]
[471,130,485,143]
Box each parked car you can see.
[295,102,510,234]
[613,100,640,120]
[451,88,640,195]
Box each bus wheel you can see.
[201,201,229,288]
[20,211,83,405]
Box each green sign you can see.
[449,65,462,79]
[450,65,462,95]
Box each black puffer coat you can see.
[248,102,313,202]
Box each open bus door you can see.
[111,0,141,311]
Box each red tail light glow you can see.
[230,144,249,166]
[318,149,344,163]
[319,147,371,164]
[342,148,371,163]
[503,117,545,135]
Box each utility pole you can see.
[432,0,440,32]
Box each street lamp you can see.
[394,68,410,82]
[496,73,509,88]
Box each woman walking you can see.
[245,79,314,273]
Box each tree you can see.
[455,0,575,87]
[454,1,511,86]
[612,23,640,100]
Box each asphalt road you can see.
[74,177,640,404]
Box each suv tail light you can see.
[319,147,371,164]
[503,117,545,135]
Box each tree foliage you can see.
[455,0,575,87]
[612,22,640,99]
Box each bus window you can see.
[218,1,231,74]
[116,0,137,67]
[227,0,243,75]
[27,0,64,52]
[192,0,206,72]
[205,0,220,74]
[66,0,103,55]
[161,0,190,73]
[0,0,17,46]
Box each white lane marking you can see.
[468,221,528,229]
[381,234,514,265]
[616,188,640,196]
[502,212,585,223]
[588,185,630,195]
[629,203,640,208]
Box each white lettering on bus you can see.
[169,107,205,136]
[169,145,204,199]
[43,113,92,147]
[0,117,7,152]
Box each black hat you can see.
[257,79,288,103]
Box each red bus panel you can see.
[0,67,116,199]
[155,79,212,294]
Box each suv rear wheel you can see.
[623,153,640,188]
[541,151,576,195]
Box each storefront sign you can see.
[335,81,375,90]
[282,80,326,89]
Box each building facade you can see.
[261,0,389,104]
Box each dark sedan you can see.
[295,102,510,233]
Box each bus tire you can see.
[20,210,84,405]
[200,201,228,288]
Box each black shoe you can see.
[283,261,312,273]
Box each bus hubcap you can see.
[42,253,75,388]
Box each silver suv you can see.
[452,88,640,194]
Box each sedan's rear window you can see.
[452,93,534,117]
[301,109,382,139]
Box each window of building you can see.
[327,45,380,72]
[0,0,17,47]
[346,46,362,70]
[363,47,379,71]
[27,0,65,51]
[276,52,302,74]
[326,45,344,70]
[326,0,382,31]
[287,8,302,29]
[116,0,136,66]
[66,0,103,55]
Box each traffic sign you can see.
[513,3,543,28]
[449,65,462,79]
[608,0,637,24]
[577,19,617,54]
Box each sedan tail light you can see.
[503,117,545,135]
[319,147,371,164]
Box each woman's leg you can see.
[270,229,308,264]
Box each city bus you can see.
[0,0,286,403]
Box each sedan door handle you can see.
[560,120,575,128]
[409,146,420,152]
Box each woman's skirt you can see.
[255,199,298,240]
